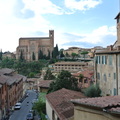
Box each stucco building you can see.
[95,13,120,96]
[52,62,87,73]
[16,30,54,61]
[46,88,86,120]
[72,96,120,120]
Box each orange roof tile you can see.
[46,88,86,120]
[39,80,53,88]
[72,95,120,115]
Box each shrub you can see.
[84,84,101,97]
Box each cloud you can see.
[64,0,102,11]
[55,26,116,49]
[21,0,65,15]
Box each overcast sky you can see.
[0,0,119,52]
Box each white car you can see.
[14,102,21,110]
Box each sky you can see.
[0,0,119,52]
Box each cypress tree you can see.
[32,52,36,60]
[20,50,24,61]
[0,50,2,60]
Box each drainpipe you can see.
[116,53,118,95]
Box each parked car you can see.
[29,109,35,116]
[26,113,33,120]
[14,102,21,110]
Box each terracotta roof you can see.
[0,68,15,75]
[27,78,38,82]
[39,80,53,88]
[72,70,93,78]
[6,74,24,85]
[0,75,8,84]
[46,88,86,120]
[72,95,120,114]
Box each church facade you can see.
[16,30,54,61]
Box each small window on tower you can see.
[117,18,120,23]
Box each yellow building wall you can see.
[46,100,59,120]
[74,106,120,120]
[40,88,48,93]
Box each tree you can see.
[84,84,101,97]
[48,70,79,93]
[38,50,43,60]
[28,72,35,78]
[65,52,69,58]
[32,98,46,120]
[47,50,50,60]
[32,52,36,60]
[81,51,88,60]
[52,44,59,59]
[19,50,24,61]
[44,69,55,80]
[0,50,2,60]
[71,53,78,59]
[59,49,65,58]
[79,74,84,82]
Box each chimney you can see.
[117,46,120,50]
[107,45,113,51]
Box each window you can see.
[102,56,107,64]
[96,56,100,64]
[109,55,112,65]
[52,110,55,120]
[114,88,117,95]
[119,55,120,66]
[114,73,116,80]
[97,72,100,80]
[103,74,107,81]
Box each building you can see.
[52,62,87,73]
[2,52,16,59]
[46,88,86,120]
[72,70,94,89]
[38,80,53,93]
[72,95,120,120]
[16,30,54,61]
[95,13,120,96]
[0,76,7,119]
[63,47,81,57]
[0,68,24,118]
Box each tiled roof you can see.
[39,80,53,88]
[0,68,15,75]
[46,88,86,120]
[27,78,38,82]
[6,74,24,85]
[72,70,93,78]
[72,95,120,114]
[0,75,8,84]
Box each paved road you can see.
[9,90,37,120]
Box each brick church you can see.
[16,30,54,61]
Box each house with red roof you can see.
[38,80,53,93]
[72,95,120,120]
[46,88,86,120]
[72,70,94,89]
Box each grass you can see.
[39,92,46,102]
